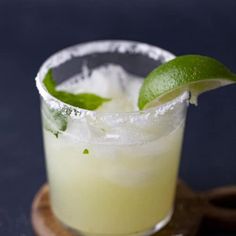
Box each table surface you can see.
[0,0,236,235]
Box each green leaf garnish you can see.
[43,69,56,94]
[83,149,89,154]
[43,69,111,110]
[42,69,111,137]
[42,104,69,138]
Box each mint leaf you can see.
[50,109,68,132]
[52,91,111,110]
[42,69,111,137]
[43,69,111,110]
[45,127,59,138]
[42,104,69,138]
[43,69,56,94]
[83,148,89,154]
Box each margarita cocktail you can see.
[36,41,189,236]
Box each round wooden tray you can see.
[31,181,236,236]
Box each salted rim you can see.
[36,40,189,118]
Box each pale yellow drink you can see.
[36,41,189,236]
[43,122,184,235]
[41,65,188,236]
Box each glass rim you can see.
[36,40,189,118]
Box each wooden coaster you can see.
[31,181,205,236]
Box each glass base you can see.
[64,209,173,236]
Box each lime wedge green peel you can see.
[43,69,111,110]
[138,55,236,109]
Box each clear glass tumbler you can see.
[36,40,189,236]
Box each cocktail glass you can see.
[36,40,189,236]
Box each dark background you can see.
[0,0,236,235]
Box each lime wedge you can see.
[138,55,236,109]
